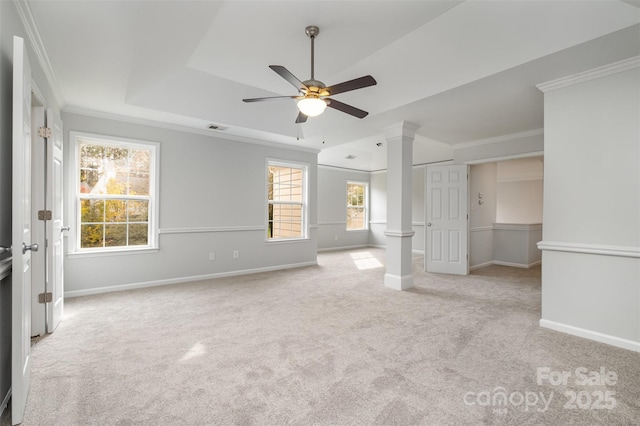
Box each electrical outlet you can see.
[209,252,215,261]
[233,250,239,259]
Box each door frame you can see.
[458,151,544,271]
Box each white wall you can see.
[493,223,542,267]
[454,131,544,164]
[368,167,426,253]
[62,112,318,296]
[469,163,497,268]
[496,157,544,223]
[369,171,387,248]
[496,180,543,223]
[539,62,640,351]
[317,166,370,251]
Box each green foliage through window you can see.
[77,138,154,250]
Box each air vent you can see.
[208,124,227,131]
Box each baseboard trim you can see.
[1,387,10,417]
[384,273,414,291]
[317,245,369,253]
[494,260,541,269]
[540,319,640,353]
[471,260,541,270]
[0,257,11,281]
[367,244,386,250]
[65,261,318,298]
[469,261,494,270]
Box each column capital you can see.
[383,121,420,142]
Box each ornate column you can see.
[384,121,419,290]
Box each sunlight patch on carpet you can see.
[350,252,384,270]
[180,342,207,362]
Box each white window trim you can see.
[265,159,309,242]
[346,181,369,232]
[68,131,160,255]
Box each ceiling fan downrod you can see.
[305,26,319,81]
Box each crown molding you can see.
[537,56,640,93]
[453,128,543,150]
[14,0,66,107]
[63,106,320,155]
[383,121,420,141]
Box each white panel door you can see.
[12,35,35,425]
[30,106,46,336]
[47,109,65,332]
[425,164,469,275]
[30,109,65,335]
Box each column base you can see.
[384,273,414,291]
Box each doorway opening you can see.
[469,156,544,271]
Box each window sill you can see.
[346,229,369,233]
[67,247,159,258]
[265,238,310,245]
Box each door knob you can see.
[22,242,39,254]
[427,223,432,227]
[0,246,11,254]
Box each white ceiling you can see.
[26,0,640,171]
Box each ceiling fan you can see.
[243,26,377,124]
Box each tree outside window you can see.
[76,135,156,251]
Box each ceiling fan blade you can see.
[325,75,377,96]
[243,95,298,103]
[269,65,308,91]
[326,98,368,119]
[295,112,308,124]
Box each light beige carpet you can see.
[14,249,640,425]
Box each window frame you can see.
[265,159,309,242]
[346,181,369,232]
[68,131,160,255]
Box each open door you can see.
[30,108,65,336]
[46,109,65,332]
[31,106,45,337]
[12,35,36,425]
[425,164,469,275]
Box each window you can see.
[267,161,308,240]
[71,132,158,252]
[347,182,368,231]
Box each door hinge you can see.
[38,292,53,304]
[38,210,52,221]
[38,127,52,139]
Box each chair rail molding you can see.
[159,226,264,234]
[537,241,640,259]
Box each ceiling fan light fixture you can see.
[297,97,327,117]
